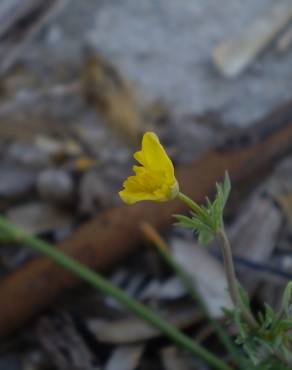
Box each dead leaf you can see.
[171,238,232,318]
[105,345,144,370]
[87,302,202,344]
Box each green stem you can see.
[176,192,258,332]
[216,228,258,330]
[141,224,247,369]
[276,282,292,323]
[0,216,231,370]
[154,242,248,369]
[178,192,209,222]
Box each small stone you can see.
[0,354,22,370]
[79,170,112,214]
[0,165,36,200]
[7,202,72,234]
[35,135,82,159]
[37,169,74,205]
[7,142,51,167]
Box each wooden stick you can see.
[1,101,292,337]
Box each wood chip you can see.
[6,202,72,234]
[228,191,281,291]
[213,3,292,77]
[171,238,232,318]
[0,0,69,76]
[104,345,144,370]
[87,303,202,344]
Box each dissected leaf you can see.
[175,172,231,246]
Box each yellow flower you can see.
[119,132,179,204]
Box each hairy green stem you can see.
[149,233,248,369]
[141,222,246,370]
[178,192,208,221]
[216,228,258,330]
[0,216,231,370]
[177,192,257,330]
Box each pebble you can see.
[6,202,72,234]
[37,169,74,205]
[79,170,112,214]
[0,165,36,200]
[7,142,51,167]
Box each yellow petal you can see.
[141,132,175,176]
[119,132,178,204]
[119,188,162,204]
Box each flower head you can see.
[119,132,179,204]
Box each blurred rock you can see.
[35,135,82,162]
[0,245,34,273]
[37,169,74,205]
[0,0,69,76]
[79,170,113,213]
[6,202,72,234]
[0,165,36,200]
[86,0,292,125]
[73,123,107,158]
[0,354,22,370]
[37,313,99,370]
[8,136,83,168]
[22,350,51,370]
[7,142,52,167]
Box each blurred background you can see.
[1,0,292,369]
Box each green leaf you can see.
[175,171,232,245]
[173,214,195,229]
[198,229,214,245]
[277,319,292,332]
[174,213,215,245]
[221,171,231,208]
[237,283,251,311]
[282,281,292,317]
[207,171,232,231]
